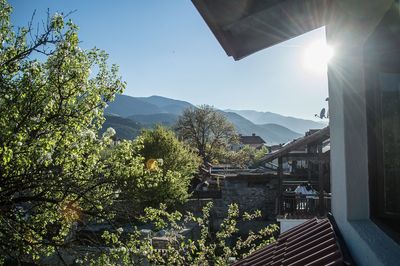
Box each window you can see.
[365,3,400,238]
[377,73,400,216]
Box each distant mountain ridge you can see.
[128,113,178,127]
[105,94,162,117]
[225,109,327,134]
[104,94,323,144]
[101,115,142,140]
[220,111,301,144]
[105,94,194,117]
[136,95,193,114]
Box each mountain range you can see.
[225,109,326,134]
[103,94,326,145]
[105,94,192,117]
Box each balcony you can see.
[279,191,331,219]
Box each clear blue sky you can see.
[9,0,328,120]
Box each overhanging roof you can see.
[260,126,330,163]
[192,0,332,60]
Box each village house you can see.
[231,133,266,151]
[192,0,400,264]
[188,127,330,241]
[239,133,266,149]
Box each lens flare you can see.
[302,40,334,73]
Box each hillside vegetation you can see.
[104,94,317,144]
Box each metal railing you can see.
[280,191,331,217]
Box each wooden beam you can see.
[278,157,283,215]
[260,126,330,163]
[318,144,325,216]
[285,153,329,161]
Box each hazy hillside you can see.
[128,113,179,127]
[105,94,162,117]
[221,111,301,144]
[101,115,142,140]
[226,109,326,134]
[106,94,194,117]
[137,95,193,115]
[259,123,302,145]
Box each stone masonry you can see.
[213,174,279,220]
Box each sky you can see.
[9,0,329,120]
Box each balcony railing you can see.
[279,191,331,218]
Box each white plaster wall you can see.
[277,219,309,234]
[326,1,400,264]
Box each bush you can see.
[84,202,279,266]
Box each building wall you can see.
[213,174,278,220]
[327,1,400,264]
[184,174,278,236]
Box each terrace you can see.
[281,181,331,219]
[259,127,331,220]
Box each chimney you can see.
[252,133,256,136]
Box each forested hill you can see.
[103,94,326,144]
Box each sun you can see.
[302,40,334,73]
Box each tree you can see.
[175,105,238,164]
[139,125,200,179]
[0,1,125,262]
[84,202,279,266]
[104,126,201,217]
[225,145,268,168]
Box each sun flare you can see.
[302,40,334,73]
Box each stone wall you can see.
[213,174,278,220]
[183,174,279,236]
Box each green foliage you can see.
[175,105,238,164]
[101,115,142,140]
[139,125,201,178]
[85,203,279,266]
[224,145,268,168]
[0,1,273,264]
[103,134,199,217]
[0,1,125,261]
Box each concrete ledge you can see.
[339,219,400,266]
[277,218,309,233]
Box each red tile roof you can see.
[232,218,350,266]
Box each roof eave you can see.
[192,0,332,60]
[260,126,330,163]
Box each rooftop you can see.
[192,0,331,60]
[240,134,266,145]
[232,217,353,266]
[259,126,330,163]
